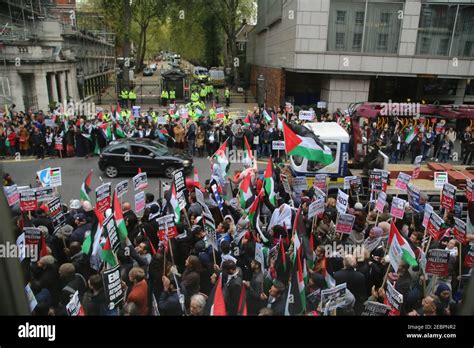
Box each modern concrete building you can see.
[0,0,115,112]
[247,0,474,112]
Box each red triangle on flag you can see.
[283,122,302,153]
[211,275,227,316]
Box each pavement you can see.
[0,153,268,206]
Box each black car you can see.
[98,138,193,178]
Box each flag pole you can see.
[458,241,462,280]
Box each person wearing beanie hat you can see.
[434,282,453,314]
[354,202,364,211]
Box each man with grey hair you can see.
[334,254,367,315]
[189,294,207,316]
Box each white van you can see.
[209,68,225,87]
[290,122,349,178]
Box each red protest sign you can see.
[440,183,456,211]
[465,243,474,268]
[157,214,178,241]
[426,211,443,240]
[95,183,111,213]
[20,189,37,212]
[425,249,449,276]
[466,179,473,201]
[412,155,422,179]
[335,214,355,234]
[453,218,467,245]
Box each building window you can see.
[420,37,431,54]
[363,2,402,54]
[336,32,345,48]
[353,33,362,48]
[380,13,391,25]
[377,33,388,49]
[415,4,457,56]
[438,38,450,56]
[336,11,346,24]
[451,5,474,57]
[355,11,364,25]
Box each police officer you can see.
[191,90,200,103]
[200,85,207,102]
[129,89,137,107]
[120,89,129,108]
[169,88,176,104]
[161,88,168,107]
[224,87,230,107]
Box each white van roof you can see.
[303,122,350,142]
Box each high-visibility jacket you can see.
[169,90,176,99]
[191,92,200,102]
[128,90,137,100]
[209,108,216,120]
[224,88,230,98]
[121,90,129,99]
[161,90,169,99]
[200,88,207,97]
[102,113,111,122]
[208,85,214,94]
[150,111,157,122]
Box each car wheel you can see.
[164,167,175,179]
[105,165,119,178]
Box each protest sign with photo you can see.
[466,179,473,201]
[4,184,19,206]
[441,183,456,211]
[361,301,391,316]
[376,191,387,213]
[395,172,411,191]
[95,183,111,213]
[465,243,474,268]
[314,187,326,200]
[20,189,37,212]
[133,172,148,191]
[158,214,178,241]
[25,284,38,312]
[390,197,406,219]
[335,214,355,234]
[216,107,225,119]
[336,189,349,215]
[103,214,120,253]
[66,290,84,316]
[427,211,443,240]
[372,169,390,192]
[173,169,187,209]
[425,249,450,276]
[349,176,363,196]
[343,176,356,190]
[115,180,129,198]
[369,170,383,192]
[103,265,124,310]
[134,191,145,213]
[453,217,467,244]
[320,283,347,312]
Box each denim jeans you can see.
[262,143,271,157]
[439,152,449,163]
[188,139,195,156]
[390,150,399,164]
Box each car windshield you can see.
[150,141,170,155]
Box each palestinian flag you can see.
[116,104,122,121]
[170,182,181,224]
[112,191,127,241]
[239,174,255,211]
[212,139,229,178]
[99,123,113,141]
[388,222,418,271]
[263,110,271,123]
[209,274,227,316]
[237,285,248,316]
[101,236,117,267]
[278,237,287,272]
[263,158,276,207]
[80,171,92,203]
[405,126,419,144]
[243,114,251,126]
[115,122,125,138]
[82,209,105,270]
[322,258,336,288]
[283,122,333,165]
[39,233,49,258]
[243,135,253,165]
[284,247,306,315]
[248,192,268,242]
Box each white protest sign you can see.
[336,189,349,215]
